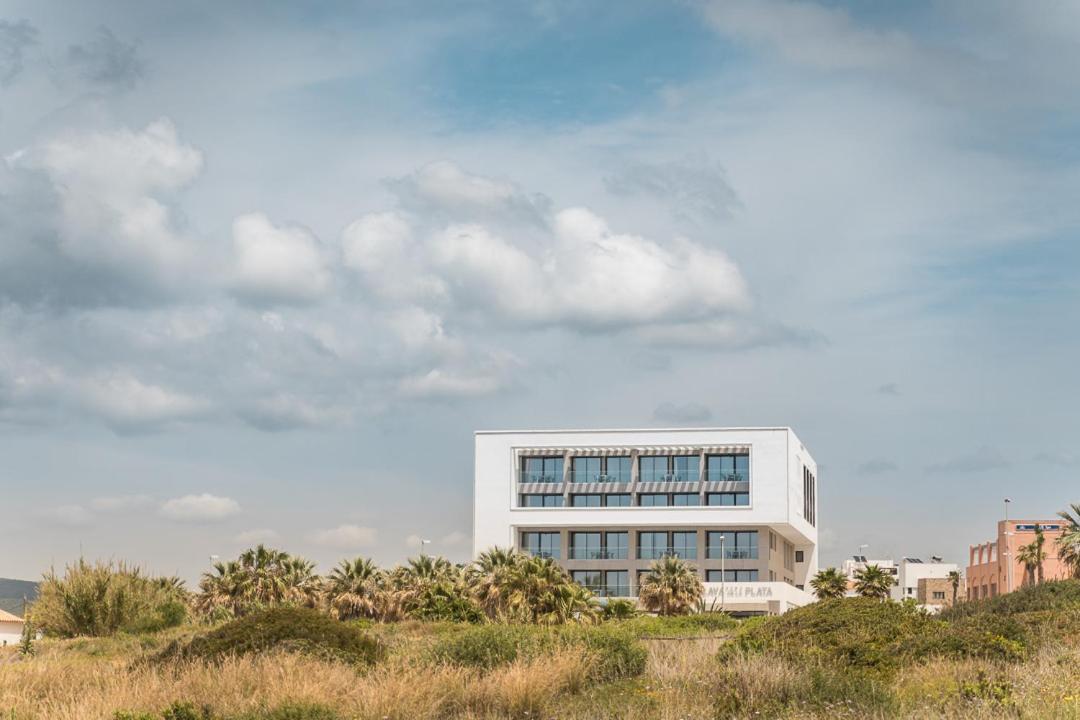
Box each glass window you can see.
[521,532,560,559]
[572,570,602,593]
[707,531,757,559]
[522,456,563,483]
[604,456,632,482]
[605,532,628,560]
[605,494,632,507]
[638,531,668,560]
[639,493,669,507]
[521,494,563,507]
[571,494,602,507]
[673,493,700,506]
[706,454,750,482]
[570,532,602,560]
[672,455,700,481]
[672,531,697,559]
[639,456,670,482]
[706,569,758,582]
[707,492,749,506]
[571,456,601,483]
[605,570,630,598]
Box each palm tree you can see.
[809,567,847,600]
[194,545,319,617]
[947,570,961,606]
[324,557,385,621]
[1017,538,1045,587]
[1034,524,1047,584]
[468,547,523,619]
[638,557,703,616]
[1056,503,1080,579]
[853,564,893,601]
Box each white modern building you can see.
[473,427,819,615]
[840,555,959,605]
[895,557,959,603]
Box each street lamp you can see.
[1003,498,1013,593]
[419,538,431,557]
[719,534,726,613]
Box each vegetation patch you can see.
[153,607,381,666]
[430,623,646,681]
[114,702,341,720]
[724,598,1026,678]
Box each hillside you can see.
[0,578,38,616]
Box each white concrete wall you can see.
[473,427,819,581]
[0,621,23,646]
[894,561,959,602]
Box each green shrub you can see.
[619,612,736,637]
[942,580,1080,619]
[601,599,637,620]
[32,559,189,638]
[430,623,646,681]
[153,607,381,666]
[724,598,1027,678]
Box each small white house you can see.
[0,608,25,646]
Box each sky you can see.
[1,0,1077,582]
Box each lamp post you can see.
[419,538,431,557]
[1003,498,1012,593]
[719,534,726,613]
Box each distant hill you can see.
[0,578,38,616]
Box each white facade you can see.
[895,558,959,603]
[473,427,819,614]
[0,620,23,646]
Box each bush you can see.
[430,623,646,681]
[153,607,380,666]
[724,598,1027,678]
[941,579,1080,619]
[32,559,189,638]
[620,612,736,636]
[601,599,637,620]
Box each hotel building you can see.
[472,427,819,615]
[967,520,1070,599]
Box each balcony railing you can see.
[706,547,758,560]
[639,470,698,483]
[601,585,632,598]
[638,546,697,560]
[519,469,563,483]
[569,470,632,483]
[569,548,629,560]
[705,469,749,482]
[525,549,560,560]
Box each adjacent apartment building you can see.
[967,520,1070,599]
[473,427,818,615]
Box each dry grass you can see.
[2,629,1079,719]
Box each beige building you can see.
[917,576,965,611]
[967,520,1070,599]
[0,608,25,646]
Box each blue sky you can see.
[1,0,1077,581]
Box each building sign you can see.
[1016,524,1060,531]
[702,583,775,600]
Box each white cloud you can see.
[234,528,279,544]
[160,493,241,523]
[76,372,208,432]
[386,161,550,224]
[41,504,94,527]
[231,213,331,305]
[236,393,351,431]
[5,119,204,300]
[90,494,153,511]
[398,367,506,399]
[310,524,378,549]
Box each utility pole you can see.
[1003,498,1012,594]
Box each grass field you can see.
[2,583,1079,720]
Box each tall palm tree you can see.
[638,557,703,616]
[324,557,385,620]
[1056,503,1080,579]
[810,567,847,600]
[1034,525,1047,584]
[947,570,961,606]
[853,564,893,601]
